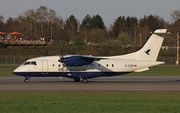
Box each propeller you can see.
[58,48,66,63]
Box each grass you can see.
[0,92,180,113]
[0,64,19,76]
[0,67,16,76]
[127,66,180,76]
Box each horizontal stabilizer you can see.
[154,29,167,34]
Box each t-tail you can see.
[113,29,167,61]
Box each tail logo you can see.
[145,49,151,55]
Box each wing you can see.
[59,55,106,66]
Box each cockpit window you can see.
[23,61,37,65]
[31,61,37,65]
[23,62,30,65]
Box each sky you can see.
[0,0,180,27]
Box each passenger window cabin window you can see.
[112,64,114,67]
[63,64,65,67]
[106,64,108,67]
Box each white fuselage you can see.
[13,55,163,78]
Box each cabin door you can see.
[41,60,48,74]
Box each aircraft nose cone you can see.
[13,67,21,75]
[13,69,18,75]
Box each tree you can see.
[81,14,92,29]
[47,9,63,41]
[168,19,180,35]
[64,15,79,41]
[74,36,85,45]
[19,9,36,39]
[5,17,22,40]
[48,9,57,24]
[138,15,166,46]
[89,29,107,42]
[115,33,132,48]
[51,16,65,41]
[171,9,180,22]
[112,16,138,44]
[36,6,48,38]
[79,14,92,43]
[13,6,64,41]
[0,15,4,21]
[126,16,138,43]
[138,25,151,46]
[0,15,6,31]
[112,16,127,38]
[139,15,165,32]
[91,15,105,29]
[107,24,114,38]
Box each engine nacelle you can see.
[64,56,92,66]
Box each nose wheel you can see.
[24,76,31,83]
[24,78,29,83]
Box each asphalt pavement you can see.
[0,76,180,92]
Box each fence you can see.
[0,55,40,64]
[157,57,178,65]
[0,55,178,65]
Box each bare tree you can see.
[36,6,48,37]
[0,15,5,31]
[171,9,180,21]
[0,15,4,21]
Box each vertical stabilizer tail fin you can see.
[138,29,167,61]
[114,29,167,61]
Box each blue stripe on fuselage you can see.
[13,71,130,79]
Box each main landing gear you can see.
[74,78,88,83]
[82,79,88,83]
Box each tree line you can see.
[0,6,180,47]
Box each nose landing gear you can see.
[24,76,31,83]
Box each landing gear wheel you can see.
[74,79,80,82]
[24,78,29,83]
[83,79,88,83]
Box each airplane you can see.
[13,29,167,83]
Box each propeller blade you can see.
[58,47,65,63]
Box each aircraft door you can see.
[41,60,48,74]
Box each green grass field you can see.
[0,64,18,76]
[127,66,180,76]
[0,92,180,113]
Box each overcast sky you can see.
[0,0,180,27]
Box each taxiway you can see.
[0,76,180,92]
